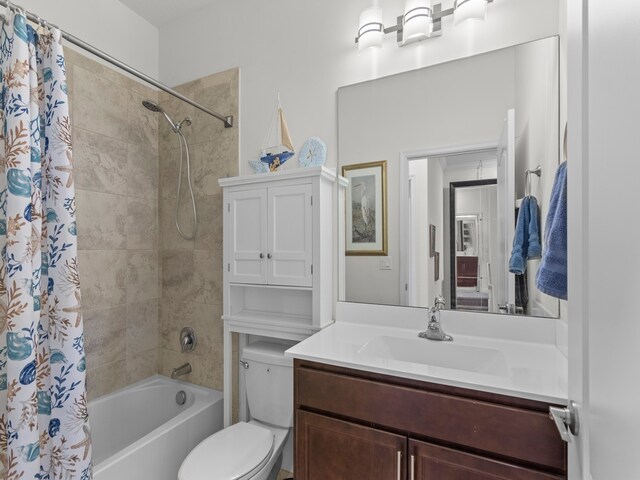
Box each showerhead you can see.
[142,100,163,113]
[142,99,180,132]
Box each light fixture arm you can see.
[355,0,493,47]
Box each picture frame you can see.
[434,252,440,281]
[342,160,388,256]
[429,224,436,257]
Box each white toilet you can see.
[178,341,294,480]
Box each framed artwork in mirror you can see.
[342,160,388,255]
[434,252,440,281]
[429,224,436,257]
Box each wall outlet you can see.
[379,257,392,270]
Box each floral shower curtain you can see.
[0,11,91,480]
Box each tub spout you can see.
[171,362,192,379]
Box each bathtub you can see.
[90,375,223,480]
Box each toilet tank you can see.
[242,341,294,428]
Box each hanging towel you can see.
[527,196,542,259]
[509,196,530,274]
[536,162,568,300]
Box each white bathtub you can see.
[90,375,223,480]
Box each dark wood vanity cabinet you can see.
[294,360,567,480]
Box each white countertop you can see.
[286,318,568,405]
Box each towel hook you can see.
[525,165,542,197]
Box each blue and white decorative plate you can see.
[298,137,327,168]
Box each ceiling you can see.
[119,0,215,27]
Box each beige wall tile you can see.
[127,90,159,150]
[126,348,159,385]
[126,299,159,353]
[192,249,222,305]
[126,196,158,250]
[78,250,127,310]
[73,65,130,141]
[161,250,195,301]
[86,359,127,400]
[76,190,127,250]
[74,127,129,196]
[158,189,197,250]
[127,251,158,302]
[83,306,126,369]
[191,140,236,196]
[194,193,223,251]
[160,300,221,355]
[127,142,158,200]
[192,83,232,143]
[158,146,180,200]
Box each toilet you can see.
[178,341,294,480]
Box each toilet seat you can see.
[178,422,274,480]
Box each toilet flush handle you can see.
[240,360,249,369]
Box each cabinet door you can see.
[267,184,313,287]
[227,188,268,284]
[296,411,406,480]
[409,439,564,480]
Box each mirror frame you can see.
[449,178,498,311]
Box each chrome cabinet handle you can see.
[267,253,272,259]
[396,451,402,480]
[549,401,579,443]
[410,454,415,480]
[259,253,264,259]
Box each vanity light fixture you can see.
[453,0,488,25]
[355,0,493,49]
[357,6,384,51]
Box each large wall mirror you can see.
[338,36,560,319]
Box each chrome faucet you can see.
[171,362,192,379]
[418,295,453,342]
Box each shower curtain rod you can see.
[0,1,234,128]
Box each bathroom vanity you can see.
[287,303,568,480]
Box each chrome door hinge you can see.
[549,401,579,443]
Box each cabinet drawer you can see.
[410,440,564,480]
[296,366,566,473]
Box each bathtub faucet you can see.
[171,363,192,379]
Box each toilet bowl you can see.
[178,341,294,480]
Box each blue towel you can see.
[536,162,567,300]
[527,196,542,259]
[509,196,530,275]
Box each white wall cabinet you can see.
[219,166,342,426]
[228,183,313,287]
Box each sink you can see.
[358,335,509,376]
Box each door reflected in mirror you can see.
[338,36,560,318]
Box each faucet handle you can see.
[434,295,446,310]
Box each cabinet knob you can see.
[259,253,264,259]
[267,253,272,259]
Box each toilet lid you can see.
[179,422,274,480]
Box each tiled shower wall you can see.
[157,70,239,391]
[66,48,160,399]
[68,45,238,399]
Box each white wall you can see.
[428,160,444,301]
[408,160,430,307]
[158,0,559,175]
[17,0,159,78]
[513,37,560,318]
